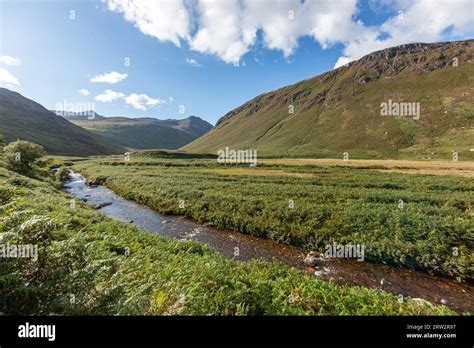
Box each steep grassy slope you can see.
[183,40,474,160]
[71,116,212,150]
[0,88,123,156]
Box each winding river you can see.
[64,172,473,313]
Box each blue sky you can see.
[0,0,472,124]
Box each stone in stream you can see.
[303,251,325,267]
[94,202,113,209]
[86,176,107,186]
[314,267,331,277]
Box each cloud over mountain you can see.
[0,68,20,86]
[125,93,170,111]
[105,0,474,66]
[95,89,125,102]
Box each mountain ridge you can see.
[0,88,124,156]
[184,39,473,160]
[68,114,212,150]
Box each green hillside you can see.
[50,110,106,121]
[0,88,124,156]
[71,115,212,150]
[183,40,474,160]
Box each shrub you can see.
[56,167,70,182]
[4,140,46,175]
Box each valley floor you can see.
[259,158,474,178]
[0,164,456,315]
[74,156,473,283]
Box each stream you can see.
[64,172,473,313]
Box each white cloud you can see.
[0,68,20,86]
[185,58,203,67]
[125,93,170,111]
[95,89,125,102]
[90,71,128,84]
[106,0,190,46]
[104,0,363,63]
[0,56,21,66]
[78,88,90,96]
[106,0,474,66]
[189,0,253,64]
[334,0,474,68]
[94,89,172,110]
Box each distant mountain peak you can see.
[67,114,213,150]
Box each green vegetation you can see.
[0,158,455,315]
[74,157,474,281]
[71,116,212,150]
[132,149,216,159]
[56,166,71,183]
[4,140,46,175]
[183,40,474,160]
[0,88,123,156]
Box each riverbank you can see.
[73,157,473,282]
[0,165,456,315]
[65,171,474,312]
